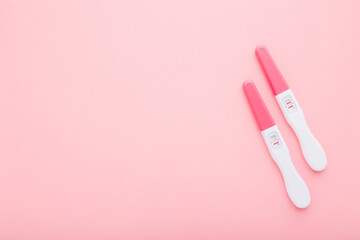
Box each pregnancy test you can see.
[256,45,327,171]
[243,80,310,208]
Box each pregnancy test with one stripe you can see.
[243,80,310,208]
[256,45,327,171]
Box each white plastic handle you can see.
[262,125,311,208]
[276,89,327,171]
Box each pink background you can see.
[1,0,360,239]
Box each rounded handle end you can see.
[284,170,311,208]
[303,139,327,171]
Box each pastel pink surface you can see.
[256,45,290,95]
[243,81,275,131]
[1,0,360,240]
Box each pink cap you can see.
[243,80,275,131]
[255,45,289,95]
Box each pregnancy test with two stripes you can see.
[256,45,327,171]
[243,80,311,208]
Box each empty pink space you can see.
[1,0,360,239]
